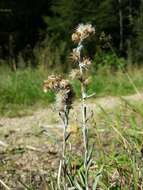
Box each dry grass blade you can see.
[57,160,62,189]
[0,140,8,147]
[0,179,11,190]
[97,104,131,150]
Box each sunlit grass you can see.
[0,64,143,117]
[72,65,143,100]
[0,66,55,116]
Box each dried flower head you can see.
[99,32,112,49]
[71,32,81,43]
[99,31,106,41]
[69,69,82,81]
[80,57,92,69]
[84,23,95,35]
[72,23,95,43]
[43,76,74,113]
[43,75,62,92]
[76,24,86,35]
[70,49,80,63]
[59,79,71,90]
[83,57,91,66]
[99,32,112,42]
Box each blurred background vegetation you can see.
[0,0,143,69]
[0,0,143,115]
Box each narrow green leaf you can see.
[93,165,104,190]
[74,178,84,190]
[77,170,85,186]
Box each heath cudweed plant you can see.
[43,23,96,189]
[43,75,74,189]
[71,23,95,190]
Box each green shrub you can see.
[93,53,126,70]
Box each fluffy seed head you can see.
[72,23,95,43]
[59,79,71,90]
[43,75,62,92]
[81,57,92,69]
[72,32,81,43]
[84,24,95,35]
[43,76,75,113]
[70,49,80,63]
[69,69,82,81]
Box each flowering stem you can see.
[43,75,73,189]
[80,68,89,190]
[78,42,89,189]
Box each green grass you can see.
[73,65,143,97]
[90,100,143,189]
[89,68,143,96]
[0,66,54,116]
[37,99,143,189]
[0,55,143,188]
[0,64,143,117]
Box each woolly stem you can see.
[78,41,89,190]
[80,67,89,190]
[58,108,69,189]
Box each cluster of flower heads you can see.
[70,23,95,72]
[70,69,91,89]
[99,31,112,49]
[43,75,71,92]
[72,23,95,43]
[43,24,95,112]
[43,75,74,112]
[70,49,91,68]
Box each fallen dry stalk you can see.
[0,179,11,190]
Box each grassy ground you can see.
[0,66,54,117]
[0,95,143,189]
[0,64,143,188]
[0,65,143,117]
[91,101,143,189]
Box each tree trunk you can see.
[9,34,16,72]
[118,0,123,52]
